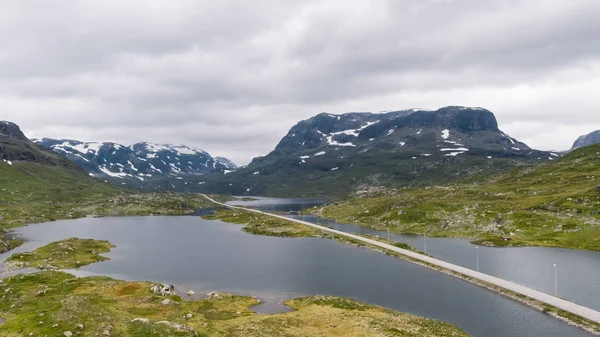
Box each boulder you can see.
[155,321,196,333]
[186,290,195,296]
[64,332,73,337]
[130,318,150,324]
[151,283,176,296]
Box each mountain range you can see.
[195,106,561,196]
[11,106,595,197]
[33,138,237,189]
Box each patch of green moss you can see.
[203,210,319,238]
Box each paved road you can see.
[202,195,600,324]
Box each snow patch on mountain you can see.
[322,120,380,147]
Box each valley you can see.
[0,120,481,336]
[3,3,600,336]
[2,113,600,337]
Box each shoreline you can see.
[203,194,600,335]
[305,209,600,252]
[4,199,600,335]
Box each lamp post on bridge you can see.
[553,264,558,297]
[386,221,390,244]
[476,246,479,272]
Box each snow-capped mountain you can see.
[196,106,560,197]
[33,139,237,185]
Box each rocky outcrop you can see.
[0,121,28,141]
[151,283,176,296]
[155,321,197,333]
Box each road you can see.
[202,194,600,325]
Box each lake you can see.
[230,196,600,312]
[0,215,592,337]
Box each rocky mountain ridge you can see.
[1,121,82,169]
[195,106,561,197]
[258,106,550,163]
[33,138,237,186]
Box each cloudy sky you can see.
[2,0,600,165]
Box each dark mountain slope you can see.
[196,107,559,197]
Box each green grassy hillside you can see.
[0,161,219,252]
[316,144,600,250]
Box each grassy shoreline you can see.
[309,145,600,252]
[311,201,600,251]
[207,203,600,335]
[7,238,114,270]
[0,186,228,254]
[0,238,468,337]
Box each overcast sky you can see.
[2,0,600,165]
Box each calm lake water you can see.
[230,196,600,312]
[0,215,592,337]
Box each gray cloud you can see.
[2,0,600,164]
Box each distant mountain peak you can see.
[572,130,600,150]
[1,122,85,170]
[35,138,237,187]
[269,106,520,160]
[0,121,28,141]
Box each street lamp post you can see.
[476,246,480,272]
[553,264,558,297]
[387,225,390,244]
